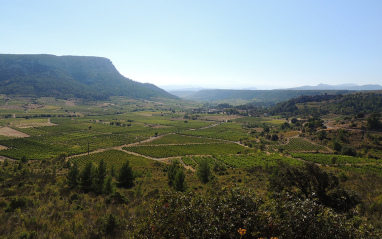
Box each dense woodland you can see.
[173,89,353,106]
[267,92,382,117]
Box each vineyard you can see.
[0,95,381,179]
[68,149,169,191]
[338,164,382,175]
[123,143,252,158]
[234,116,286,126]
[213,153,303,168]
[37,97,65,106]
[181,155,216,168]
[290,153,377,165]
[69,150,155,170]
[275,138,329,152]
[180,122,252,141]
[0,132,140,160]
[290,153,382,175]
[142,134,223,145]
[181,156,198,168]
[0,112,218,160]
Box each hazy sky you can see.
[1,0,381,89]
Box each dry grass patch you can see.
[64,100,76,106]
[10,118,56,128]
[284,131,300,137]
[0,127,29,137]
[199,115,243,121]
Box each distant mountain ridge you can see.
[174,89,354,106]
[284,83,382,91]
[0,54,176,100]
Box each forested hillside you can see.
[176,89,353,105]
[268,92,382,117]
[0,54,176,100]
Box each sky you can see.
[1,0,382,90]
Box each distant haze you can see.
[162,83,382,92]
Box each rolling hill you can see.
[0,54,177,100]
[268,91,382,116]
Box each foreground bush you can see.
[269,162,360,213]
[261,194,376,239]
[136,186,377,238]
[136,186,263,238]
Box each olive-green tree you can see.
[269,162,360,212]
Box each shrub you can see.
[5,196,32,212]
[262,195,375,239]
[332,140,342,152]
[341,146,357,156]
[135,187,375,238]
[136,187,263,238]
[103,213,120,236]
[269,162,360,213]
[271,134,279,141]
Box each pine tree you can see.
[21,156,27,163]
[197,158,212,184]
[167,161,179,186]
[17,161,23,171]
[174,169,186,192]
[117,160,135,188]
[110,165,116,177]
[3,158,9,167]
[80,161,94,192]
[67,162,79,188]
[104,175,115,195]
[95,159,107,193]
